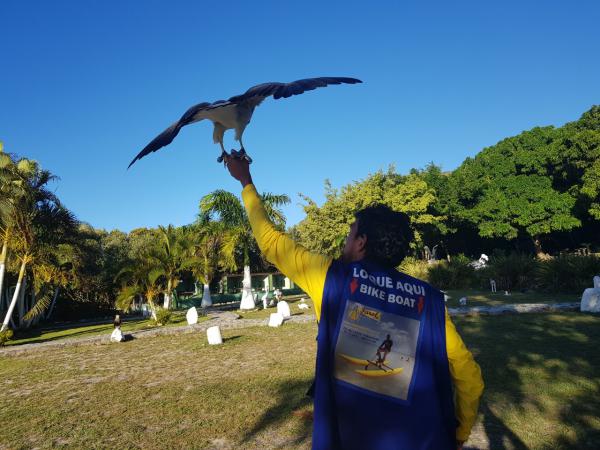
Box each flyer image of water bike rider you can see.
[374,334,393,368]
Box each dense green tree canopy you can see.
[296,168,443,258]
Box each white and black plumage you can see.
[128,77,362,168]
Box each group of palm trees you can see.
[0,143,79,332]
[1,142,290,332]
[115,189,290,318]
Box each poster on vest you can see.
[333,268,425,402]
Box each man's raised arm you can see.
[224,154,332,319]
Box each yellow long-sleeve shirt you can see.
[242,183,484,442]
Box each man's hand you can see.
[224,151,253,187]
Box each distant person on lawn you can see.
[224,154,484,450]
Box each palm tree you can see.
[22,205,80,325]
[0,143,21,309]
[1,159,77,331]
[149,225,191,309]
[198,190,290,310]
[183,222,237,307]
[115,263,163,319]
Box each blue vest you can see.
[312,260,456,450]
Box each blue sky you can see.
[1,1,599,232]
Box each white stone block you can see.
[207,326,223,345]
[268,313,284,327]
[186,307,199,325]
[298,303,310,310]
[581,288,600,313]
[277,301,291,318]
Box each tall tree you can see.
[296,169,443,259]
[148,225,191,309]
[183,222,236,307]
[1,159,77,331]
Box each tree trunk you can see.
[533,236,550,260]
[1,258,26,332]
[18,275,27,327]
[0,238,8,310]
[201,283,212,308]
[239,265,255,310]
[163,279,172,309]
[46,287,60,320]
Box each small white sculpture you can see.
[298,303,310,310]
[207,326,223,345]
[110,327,123,342]
[277,301,291,318]
[490,279,497,293]
[261,291,269,309]
[581,275,600,313]
[459,297,467,306]
[268,312,284,327]
[186,307,198,325]
[470,254,489,270]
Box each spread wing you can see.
[129,77,362,168]
[128,101,227,168]
[228,77,362,107]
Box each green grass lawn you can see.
[1,312,598,449]
[444,289,580,308]
[5,312,207,346]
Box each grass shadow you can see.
[240,378,313,448]
[455,312,600,449]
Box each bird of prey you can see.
[128,77,362,168]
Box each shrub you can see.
[428,255,476,290]
[536,255,600,293]
[0,329,14,346]
[398,257,430,282]
[484,252,538,292]
[153,308,172,326]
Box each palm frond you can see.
[199,190,246,227]
[23,289,52,320]
[115,284,140,311]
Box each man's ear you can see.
[356,234,367,254]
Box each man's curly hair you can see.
[354,204,413,268]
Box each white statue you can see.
[110,327,123,342]
[581,276,600,313]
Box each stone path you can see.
[448,301,580,316]
[0,310,316,356]
[0,302,582,356]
